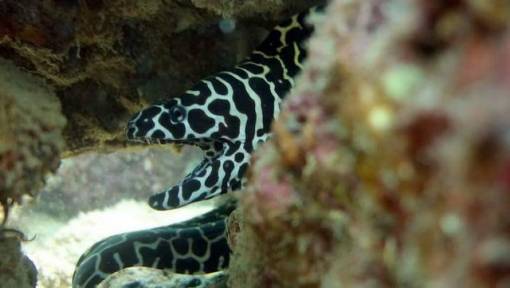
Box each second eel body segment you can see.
[73,5,323,288]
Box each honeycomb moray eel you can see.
[73,5,323,288]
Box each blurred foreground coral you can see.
[0,59,65,287]
[0,59,66,223]
[230,1,510,287]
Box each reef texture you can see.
[0,59,66,223]
[230,0,510,287]
[0,59,65,287]
[0,0,321,156]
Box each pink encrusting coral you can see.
[229,0,510,287]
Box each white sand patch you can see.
[11,199,213,288]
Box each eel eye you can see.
[170,105,186,123]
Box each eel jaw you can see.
[125,118,203,147]
[126,136,189,146]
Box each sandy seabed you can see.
[11,199,213,288]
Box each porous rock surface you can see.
[0,59,66,222]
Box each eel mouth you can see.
[126,137,206,158]
[125,114,227,157]
[126,128,222,157]
[127,136,185,146]
[125,117,193,146]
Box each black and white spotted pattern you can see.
[72,200,236,288]
[73,5,322,288]
[126,6,321,210]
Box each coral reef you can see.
[0,59,66,223]
[4,0,510,287]
[0,0,322,155]
[0,58,64,287]
[230,0,510,287]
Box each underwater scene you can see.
[1,0,510,287]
